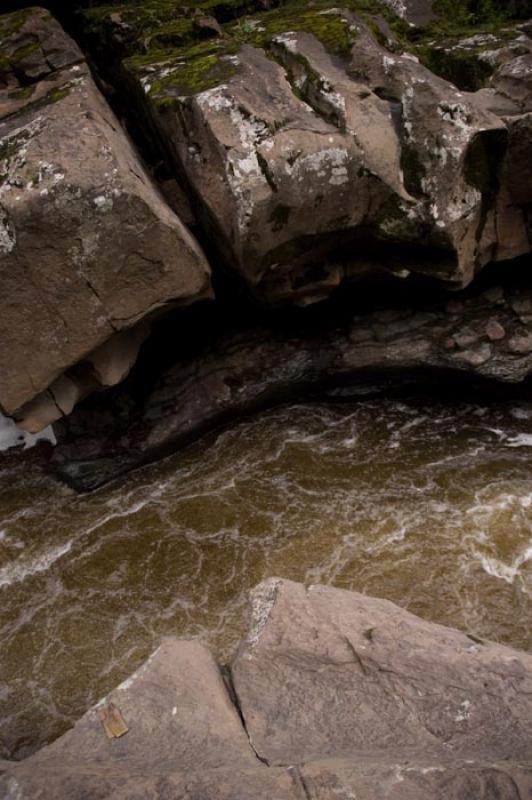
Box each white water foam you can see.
[0,540,73,588]
[476,545,532,584]
[0,413,55,452]
[505,434,532,448]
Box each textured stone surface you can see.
[1,582,531,799]
[123,10,508,302]
[0,638,278,798]
[301,757,532,800]
[232,578,532,764]
[0,9,211,430]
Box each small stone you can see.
[485,320,506,341]
[508,334,532,354]
[453,343,492,366]
[510,297,532,321]
[453,330,480,349]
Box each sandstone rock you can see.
[508,333,532,353]
[2,582,531,799]
[0,9,212,431]
[232,578,532,765]
[108,5,508,303]
[485,319,505,340]
[0,7,83,90]
[0,637,301,798]
[492,53,532,113]
[301,757,532,800]
[381,0,436,27]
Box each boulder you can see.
[232,579,532,764]
[0,8,212,432]
[1,582,531,799]
[381,0,436,27]
[0,636,304,799]
[119,8,509,302]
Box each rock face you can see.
[74,0,531,306]
[120,10,507,302]
[0,8,212,432]
[53,273,532,490]
[233,579,532,764]
[0,1,530,435]
[2,579,531,798]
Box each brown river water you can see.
[1,397,532,760]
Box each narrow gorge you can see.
[0,0,531,797]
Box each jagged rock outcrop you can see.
[0,0,531,435]
[1,579,531,798]
[75,0,531,305]
[0,8,212,432]
[53,273,532,490]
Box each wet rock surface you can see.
[1,579,531,799]
[0,0,530,433]
[53,274,532,490]
[0,9,211,431]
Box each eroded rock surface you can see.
[1,580,531,799]
[0,8,211,432]
[53,275,532,490]
[73,0,532,306]
[233,578,532,763]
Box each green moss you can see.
[7,85,35,101]
[126,42,240,101]
[0,8,33,41]
[415,42,494,90]
[1,82,73,125]
[45,86,71,103]
[229,7,360,58]
[8,41,40,64]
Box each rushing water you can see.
[1,397,532,760]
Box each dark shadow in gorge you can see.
[48,253,532,492]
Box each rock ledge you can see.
[2,578,531,799]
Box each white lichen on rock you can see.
[245,577,281,651]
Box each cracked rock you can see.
[0,9,212,431]
[3,581,531,798]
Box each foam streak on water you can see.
[0,398,532,759]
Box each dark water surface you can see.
[1,398,532,759]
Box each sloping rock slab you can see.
[232,578,532,765]
[1,585,531,799]
[0,9,211,431]
[19,638,256,773]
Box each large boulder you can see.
[0,637,301,798]
[232,578,532,764]
[1,581,531,799]
[0,8,212,432]
[118,7,508,303]
[74,0,532,307]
